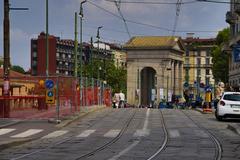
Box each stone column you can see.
[179,62,183,96]
[175,61,179,95]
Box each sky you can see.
[0,0,230,70]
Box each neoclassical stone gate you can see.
[124,36,185,106]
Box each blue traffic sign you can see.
[47,91,54,97]
[45,79,54,89]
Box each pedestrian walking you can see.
[119,91,125,108]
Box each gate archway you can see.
[141,67,156,106]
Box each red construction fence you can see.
[0,76,112,119]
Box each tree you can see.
[81,58,127,95]
[11,65,25,74]
[211,28,230,83]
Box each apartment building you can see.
[226,0,240,89]
[31,32,112,76]
[183,36,215,90]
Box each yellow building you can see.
[183,36,216,98]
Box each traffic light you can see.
[46,89,55,104]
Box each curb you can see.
[0,120,23,129]
[227,124,240,135]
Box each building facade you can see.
[124,36,185,106]
[226,0,240,89]
[109,44,126,69]
[183,37,216,93]
[31,32,112,76]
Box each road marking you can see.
[108,109,150,160]
[169,129,180,138]
[108,140,140,160]
[134,129,150,137]
[0,128,16,136]
[104,129,120,138]
[11,129,43,138]
[42,130,68,139]
[76,130,96,138]
[143,108,150,130]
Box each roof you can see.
[0,68,26,77]
[124,36,184,51]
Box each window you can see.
[223,94,240,101]
[206,69,210,75]
[185,58,189,64]
[186,50,189,56]
[206,77,210,85]
[197,69,201,75]
[33,52,37,58]
[206,50,210,57]
[206,58,210,65]
[197,58,201,65]
[197,51,201,57]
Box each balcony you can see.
[226,11,238,24]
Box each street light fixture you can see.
[79,0,86,106]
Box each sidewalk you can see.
[0,105,107,151]
[0,118,22,129]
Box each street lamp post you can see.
[79,0,86,106]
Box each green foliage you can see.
[212,46,229,83]
[81,59,127,95]
[11,65,25,74]
[211,28,230,83]
[216,28,230,46]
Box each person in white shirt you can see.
[119,91,125,108]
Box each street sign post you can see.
[45,79,55,104]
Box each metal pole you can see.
[74,12,78,78]
[90,37,94,105]
[79,0,86,106]
[3,0,10,118]
[46,0,49,77]
[167,75,169,102]
[56,76,60,122]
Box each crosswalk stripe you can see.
[169,129,180,138]
[11,129,43,138]
[77,130,96,138]
[134,129,150,137]
[104,129,120,138]
[0,128,16,136]
[42,130,68,139]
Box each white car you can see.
[215,92,240,121]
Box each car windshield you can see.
[223,94,240,101]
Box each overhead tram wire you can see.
[87,0,218,35]
[114,0,132,39]
[172,0,182,36]
[196,0,240,4]
[105,0,198,5]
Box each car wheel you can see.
[215,110,223,121]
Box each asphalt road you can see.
[0,108,240,160]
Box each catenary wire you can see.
[87,0,218,34]
[114,0,132,39]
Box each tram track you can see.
[74,109,137,160]
[9,108,125,160]
[181,110,222,160]
[146,109,169,160]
